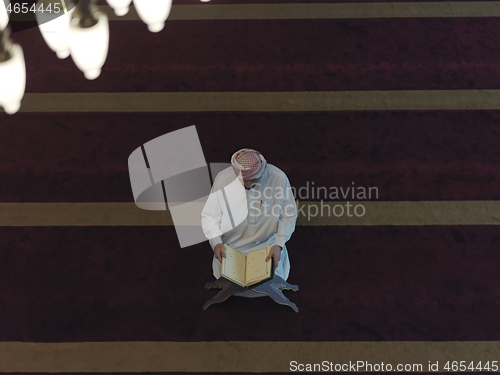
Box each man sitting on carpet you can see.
[201,148,297,296]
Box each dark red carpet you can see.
[1,2,499,370]
[1,111,500,201]
[8,18,500,93]
[1,226,499,342]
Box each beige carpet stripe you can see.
[1,201,499,226]
[0,341,498,372]
[14,90,500,113]
[301,200,500,226]
[99,3,500,20]
[11,2,500,21]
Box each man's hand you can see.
[214,243,226,263]
[265,245,282,269]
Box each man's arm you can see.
[201,185,224,250]
[274,177,298,248]
[266,177,298,267]
[201,188,228,262]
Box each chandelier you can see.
[0,0,208,115]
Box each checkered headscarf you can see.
[231,148,267,180]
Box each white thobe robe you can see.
[201,164,298,282]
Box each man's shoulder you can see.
[216,166,235,179]
[212,166,237,187]
[266,164,288,178]
[260,165,290,189]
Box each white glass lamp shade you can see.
[37,5,74,59]
[68,12,109,80]
[0,0,9,30]
[106,0,132,16]
[0,44,26,114]
[133,0,172,33]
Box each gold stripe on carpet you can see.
[12,3,500,21]
[11,2,500,21]
[103,3,500,20]
[0,341,498,372]
[0,201,499,226]
[12,90,500,113]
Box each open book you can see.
[221,244,274,287]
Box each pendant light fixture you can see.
[0,0,9,30]
[36,0,76,59]
[67,0,109,80]
[2,0,211,114]
[133,0,172,33]
[0,28,26,114]
[106,0,132,16]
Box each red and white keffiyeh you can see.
[231,148,267,180]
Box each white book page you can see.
[222,245,246,285]
[245,247,271,285]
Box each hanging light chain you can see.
[72,0,99,28]
[0,27,13,62]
